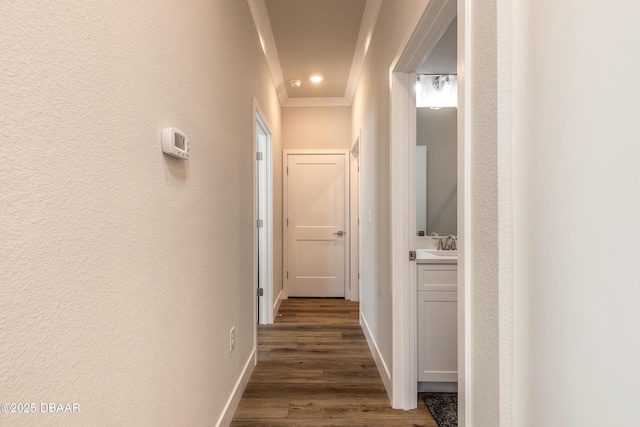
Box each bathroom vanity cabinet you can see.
[417,263,458,383]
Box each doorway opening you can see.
[253,99,274,325]
[282,150,351,299]
[389,0,469,425]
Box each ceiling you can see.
[248,0,382,107]
[265,0,365,99]
[247,0,456,108]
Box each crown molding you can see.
[282,97,351,108]
[344,0,382,104]
[247,0,287,104]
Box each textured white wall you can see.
[469,0,640,424]
[512,0,640,425]
[351,0,428,392]
[0,1,280,426]
[282,107,351,150]
[468,0,503,423]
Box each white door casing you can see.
[388,0,461,414]
[253,98,274,327]
[350,135,361,302]
[284,151,349,298]
[256,120,268,322]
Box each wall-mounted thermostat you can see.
[161,127,189,159]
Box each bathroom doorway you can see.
[389,1,470,425]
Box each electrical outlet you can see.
[229,327,235,353]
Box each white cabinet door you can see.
[417,265,458,383]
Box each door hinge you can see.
[286,271,289,279]
[358,273,360,279]
[256,152,264,161]
[257,219,264,228]
[257,287,264,297]
[287,218,289,226]
[409,250,416,261]
[287,166,289,175]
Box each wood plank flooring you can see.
[231,298,437,426]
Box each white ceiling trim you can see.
[247,0,287,104]
[283,97,351,108]
[248,0,382,108]
[344,0,382,105]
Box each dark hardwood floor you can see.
[231,298,437,426]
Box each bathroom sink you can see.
[425,249,457,256]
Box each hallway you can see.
[231,299,436,426]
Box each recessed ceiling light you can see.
[289,80,302,88]
[310,75,323,83]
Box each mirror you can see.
[415,18,457,237]
[416,108,457,236]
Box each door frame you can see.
[282,149,351,299]
[350,134,361,302]
[252,98,274,327]
[389,0,471,424]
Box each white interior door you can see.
[256,124,267,322]
[254,101,273,325]
[286,153,347,297]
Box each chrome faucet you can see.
[444,235,457,251]
[430,232,457,251]
[430,232,445,250]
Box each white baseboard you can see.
[216,350,255,427]
[273,289,283,319]
[360,313,392,400]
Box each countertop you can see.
[416,248,458,264]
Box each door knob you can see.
[333,231,345,236]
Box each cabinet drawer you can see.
[417,265,457,291]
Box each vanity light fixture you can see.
[433,75,452,91]
[310,75,323,83]
[289,79,302,88]
[416,74,458,108]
